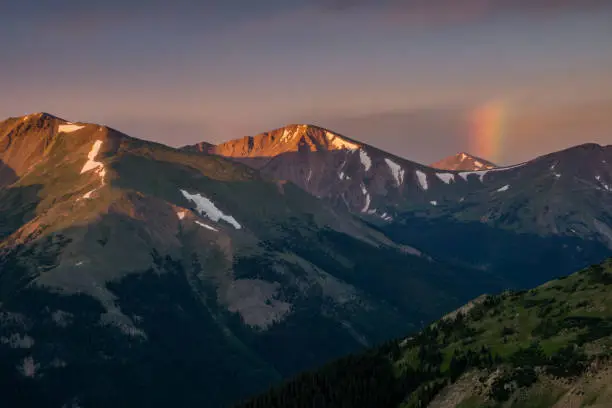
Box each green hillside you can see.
[237,258,612,408]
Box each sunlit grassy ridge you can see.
[238,259,612,408]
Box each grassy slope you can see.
[237,258,612,408]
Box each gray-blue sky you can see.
[2,0,611,164]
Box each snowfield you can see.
[180,190,242,229]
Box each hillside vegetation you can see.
[237,258,612,408]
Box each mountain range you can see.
[185,124,612,289]
[0,113,498,407]
[0,113,610,407]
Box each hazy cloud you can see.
[6,0,611,37]
[313,0,612,27]
[9,0,611,20]
[317,0,612,14]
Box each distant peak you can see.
[431,152,496,171]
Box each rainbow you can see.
[467,101,507,164]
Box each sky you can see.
[1,0,611,165]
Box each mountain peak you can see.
[430,152,497,171]
[263,124,363,152]
[188,124,364,159]
[20,112,64,122]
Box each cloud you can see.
[313,0,612,24]
[316,0,612,13]
[4,0,303,37]
[8,0,611,20]
[8,0,610,36]
[4,0,293,20]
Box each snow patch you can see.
[430,200,438,206]
[436,173,455,184]
[58,123,85,133]
[497,184,510,192]
[360,183,371,213]
[195,221,219,232]
[596,176,611,191]
[359,149,372,172]
[81,189,97,199]
[80,140,105,180]
[380,212,393,221]
[554,173,561,178]
[307,169,313,183]
[326,132,360,150]
[180,190,242,230]
[80,140,106,189]
[459,170,488,182]
[280,128,292,143]
[415,170,429,190]
[474,161,483,168]
[384,158,404,186]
